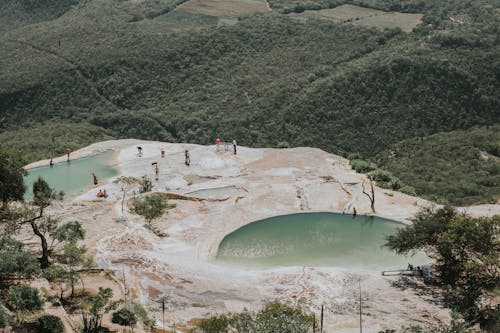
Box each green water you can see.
[24,152,117,199]
[217,212,428,270]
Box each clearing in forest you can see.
[155,0,270,29]
[178,0,270,17]
[289,4,423,32]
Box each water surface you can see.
[24,152,117,199]
[217,212,428,270]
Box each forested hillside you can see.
[0,0,498,204]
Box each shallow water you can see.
[217,212,428,270]
[24,152,117,199]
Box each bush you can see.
[0,304,11,328]
[197,314,229,333]
[276,141,290,148]
[196,302,313,333]
[347,153,362,161]
[139,176,152,193]
[7,285,43,314]
[369,169,393,183]
[130,193,174,227]
[350,159,377,173]
[400,185,417,196]
[111,308,137,327]
[37,315,63,333]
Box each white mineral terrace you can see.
[27,139,499,332]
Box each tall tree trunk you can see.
[30,221,49,268]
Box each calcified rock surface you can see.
[28,139,499,332]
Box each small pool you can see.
[185,186,245,198]
[24,152,117,199]
[216,212,428,270]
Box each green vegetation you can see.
[377,126,500,205]
[0,144,26,203]
[1,0,498,204]
[36,315,64,333]
[195,302,314,333]
[111,307,137,330]
[81,287,120,333]
[7,284,43,323]
[385,206,500,329]
[130,193,175,228]
[0,234,40,286]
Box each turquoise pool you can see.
[216,212,428,270]
[24,152,117,199]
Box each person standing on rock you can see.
[152,162,160,181]
[161,148,165,158]
[232,139,237,155]
[137,146,143,157]
[215,137,221,151]
[185,150,190,167]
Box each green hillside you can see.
[0,0,499,204]
[377,125,500,206]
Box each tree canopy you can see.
[385,207,499,327]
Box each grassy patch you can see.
[288,4,423,31]
[178,0,270,17]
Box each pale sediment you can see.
[39,139,498,332]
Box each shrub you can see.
[400,185,417,196]
[130,193,174,227]
[0,304,11,328]
[7,285,43,314]
[196,302,313,333]
[369,169,393,183]
[111,308,137,327]
[139,176,152,193]
[347,153,362,161]
[197,314,229,333]
[276,141,290,148]
[37,315,63,333]
[350,159,377,173]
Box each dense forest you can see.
[0,0,499,204]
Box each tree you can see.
[362,180,376,213]
[0,144,26,204]
[43,264,70,302]
[0,233,39,286]
[130,194,171,228]
[60,242,87,298]
[112,307,137,332]
[7,285,43,323]
[385,207,500,326]
[113,176,141,214]
[81,287,120,333]
[43,221,87,300]
[1,178,82,269]
[1,177,61,268]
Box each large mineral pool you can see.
[216,212,428,270]
[24,152,117,199]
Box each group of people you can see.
[215,137,237,155]
[96,189,108,198]
[94,138,237,197]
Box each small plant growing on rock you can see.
[130,194,175,231]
